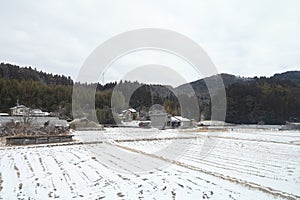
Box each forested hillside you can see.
[226,78,300,124]
[0,62,299,124]
[0,63,73,85]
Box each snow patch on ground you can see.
[0,127,299,199]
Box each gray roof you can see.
[10,105,27,109]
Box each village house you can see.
[121,108,139,122]
[10,104,29,116]
[150,111,194,129]
[10,101,49,117]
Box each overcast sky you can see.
[0,0,299,86]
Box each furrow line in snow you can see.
[116,135,300,147]
[1,133,299,150]
[176,132,300,146]
[113,143,300,200]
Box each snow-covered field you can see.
[0,127,299,199]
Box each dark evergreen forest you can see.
[1,63,299,125]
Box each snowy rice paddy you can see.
[0,127,300,199]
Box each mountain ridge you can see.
[175,71,300,97]
[0,63,73,85]
[1,62,299,89]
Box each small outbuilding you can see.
[173,116,193,128]
[121,108,139,121]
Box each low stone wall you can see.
[6,135,74,145]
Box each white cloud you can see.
[0,0,299,84]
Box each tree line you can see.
[226,78,300,124]
[0,63,299,125]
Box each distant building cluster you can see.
[119,108,196,129]
[9,103,50,117]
